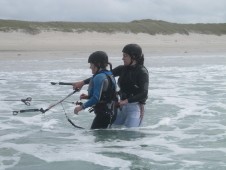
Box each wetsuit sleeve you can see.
[83,65,124,84]
[83,78,91,84]
[127,67,149,104]
[82,65,123,84]
[82,75,105,109]
[112,65,124,77]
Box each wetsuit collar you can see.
[93,69,109,77]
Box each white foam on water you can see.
[41,119,59,130]
[148,117,171,129]
[0,132,32,142]
[1,143,131,169]
[1,55,226,169]
[0,153,21,170]
[9,114,44,127]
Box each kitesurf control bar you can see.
[13,89,84,129]
[3,97,76,106]
[13,109,40,115]
[2,97,32,106]
[50,82,73,85]
[12,89,79,115]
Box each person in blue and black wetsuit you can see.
[73,44,149,128]
[74,51,117,129]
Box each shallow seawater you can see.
[0,54,226,170]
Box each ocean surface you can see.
[0,53,226,170]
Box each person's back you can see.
[88,70,116,129]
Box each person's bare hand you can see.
[119,99,128,106]
[74,106,83,114]
[72,81,84,90]
[80,93,88,100]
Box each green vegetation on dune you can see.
[0,19,226,35]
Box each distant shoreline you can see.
[1,31,226,60]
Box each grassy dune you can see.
[0,19,226,35]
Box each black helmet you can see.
[88,51,108,68]
[122,44,144,65]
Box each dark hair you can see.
[122,44,144,65]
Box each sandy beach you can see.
[0,31,226,60]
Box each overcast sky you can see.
[0,0,226,23]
